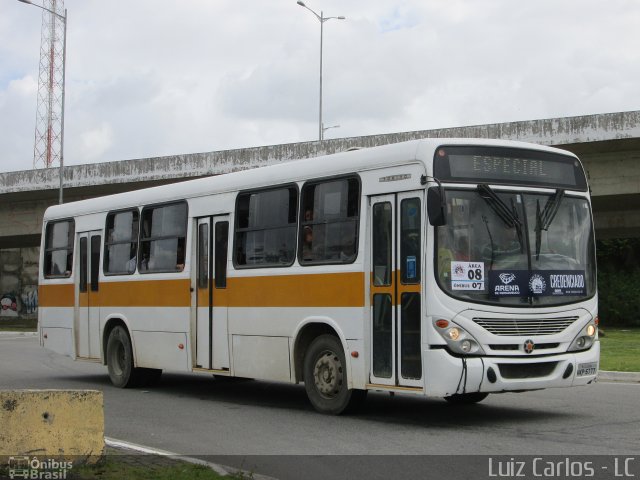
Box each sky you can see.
[1,0,639,174]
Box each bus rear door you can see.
[195,216,230,371]
[76,230,101,359]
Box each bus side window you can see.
[79,237,88,292]
[214,221,229,288]
[234,186,297,268]
[400,198,421,284]
[197,223,209,289]
[299,176,360,265]
[90,235,101,291]
[139,202,188,273]
[104,209,139,275]
[43,219,75,278]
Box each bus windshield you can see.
[436,187,596,306]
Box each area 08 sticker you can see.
[451,261,485,291]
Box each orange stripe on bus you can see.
[40,272,366,308]
[98,280,191,307]
[39,283,74,307]
[227,272,365,308]
[370,271,422,305]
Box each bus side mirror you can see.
[427,187,447,226]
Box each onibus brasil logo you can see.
[7,456,73,479]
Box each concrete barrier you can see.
[0,390,104,463]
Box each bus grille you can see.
[498,362,558,379]
[472,316,578,336]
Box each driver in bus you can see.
[302,226,315,261]
[454,235,470,261]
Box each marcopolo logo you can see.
[7,456,73,479]
[529,274,547,295]
[523,339,536,354]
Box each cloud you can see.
[79,123,114,161]
[1,0,640,172]
[7,76,38,97]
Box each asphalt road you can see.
[2,334,639,479]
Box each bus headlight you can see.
[568,320,598,352]
[434,319,485,355]
[447,327,460,341]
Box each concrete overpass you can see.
[1,110,639,321]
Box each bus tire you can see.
[303,334,363,415]
[106,325,140,388]
[444,392,489,405]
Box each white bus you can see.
[38,138,599,414]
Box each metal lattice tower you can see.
[32,0,65,169]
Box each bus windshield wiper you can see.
[477,184,524,251]
[535,189,565,258]
[509,196,525,253]
[539,189,565,231]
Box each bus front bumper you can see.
[424,341,600,398]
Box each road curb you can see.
[105,437,279,480]
[598,370,640,383]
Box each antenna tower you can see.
[32,0,65,169]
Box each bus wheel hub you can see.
[314,352,343,397]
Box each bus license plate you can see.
[577,362,597,377]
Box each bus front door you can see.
[77,230,101,359]
[369,192,423,388]
[195,216,230,371]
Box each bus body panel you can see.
[424,342,600,397]
[132,330,190,371]
[40,325,74,357]
[231,335,292,382]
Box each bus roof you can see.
[43,138,578,221]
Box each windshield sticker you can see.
[489,270,586,297]
[489,270,527,296]
[548,271,586,296]
[451,261,485,290]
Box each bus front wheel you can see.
[303,334,365,415]
[106,325,140,388]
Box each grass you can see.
[599,327,640,372]
[0,325,37,332]
[72,459,230,480]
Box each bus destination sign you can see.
[434,146,588,190]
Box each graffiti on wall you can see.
[21,288,39,314]
[0,247,39,320]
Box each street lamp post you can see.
[322,123,340,139]
[18,0,67,204]
[296,1,344,142]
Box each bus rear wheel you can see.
[444,392,489,405]
[303,334,365,415]
[106,325,141,388]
